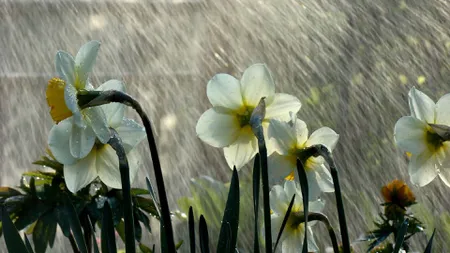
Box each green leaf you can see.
[139,243,154,253]
[252,154,260,253]
[0,187,22,198]
[199,215,209,253]
[55,205,71,237]
[393,219,409,253]
[424,228,436,253]
[134,217,143,242]
[176,240,184,250]
[296,159,309,253]
[32,211,57,253]
[217,168,240,253]
[14,200,50,231]
[62,193,88,253]
[135,208,152,233]
[134,196,159,218]
[274,194,296,252]
[131,188,150,196]
[189,207,195,252]
[87,216,100,253]
[1,205,30,253]
[22,171,55,180]
[24,234,35,253]
[101,202,117,253]
[32,157,63,173]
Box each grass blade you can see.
[189,207,196,252]
[273,194,295,252]
[199,215,210,253]
[101,202,117,253]
[424,228,436,253]
[217,168,240,253]
[296,159,309,253]
[1,206,29,253]
[24,234,35,253]
[62,194,88,253]
[253,153,261,253]
[393,219,409,253]
[108,129,135,253]
[86,216,100,253]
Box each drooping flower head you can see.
[269,180,324,252]
[46,41,111,160]
[394,87,450,187]
[196,64,301,169]
[49,80,146,192]
[268,117,339,199]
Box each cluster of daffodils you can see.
[195,64,339,251]
[46,41,146,193]
[394,87,450,187]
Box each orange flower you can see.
[381,179,416,208]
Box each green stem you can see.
[69,233,81,253]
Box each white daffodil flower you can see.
[269,180,324,253]
[394,87,450,187]
[47,41,111,160]
[195,64,302,169]
[48,80,146,193]
[268,117,339,199]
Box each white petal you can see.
[64,150,98,193]
[284,180,299,202]
[437,142,450,187]
[84,107,111,144]
[48,118,77,165]
[409,150,439,187]
[96,145,141,189]
[64,81,84,127]
[305,127,339,151]
[269,185,288,215]
[309,199,325,213]
[294,119,308,147]
[55,51,75,86]
[196,108,241,148]
[207,74,244,111]
[271,215,284,243]
[97,79,126,127]
[305,170,322,200]
[268,119,296,155]
[115,119,146,152]
[70,124,96,159]
[314,164,334,193]
[394,116,428,155]
[240,64,276,107]
[268,153,296,185]
[265,93,301,121]
[282,235,303,253]
[435,93,450,125]
[408,87,435,123]
[223,128,258,169]
[74,41,100,88]
[307,227,319,252]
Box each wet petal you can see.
[240,64,275,107]
[315,164,334,193]
[268,119,296,155]
[207,74,243,111]
[64,150,98,193]
[284,180,299,202]
[282,235,304,253]
[436,93,450,125]
[270,215,284,243]
[64,82,84,127]
[115,119,146,152]
[408,87,435,123]
[437,142,450,187]
[265,93,301,121]
[394,116,428,155]
[268,153,296,185]
[74,41,100,88]
[305,170,322,200]
[305,127,339,151]
[55,51,75,86]
[223,127,258,169]
[409,150,439,187]
[84,107,111,144]
[306,227,319,252]
[294,119,308,147]
[70,124,96,159]
[48,118,77,165]
[196,108,240,148]
[309,199,325,213]
[269,185,288,215]
[97,79,126,127]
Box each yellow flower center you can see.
[426,126,445,152]
[46,78,73,123]
[236,106,255,127]
[285,171,295,181]
[286,208,305,233]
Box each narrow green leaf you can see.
[139,243,154,253]
[189,207,195,253]
[1,205,30,253]
[135,208,152,232]
[101,202,117,253]
[217,168,240,253]
[24,234,35,253]
[252,154,261,253]
[199,215,210,253]
[62,193,88,253]
[32,157,63,173]
[393,219,409,253]
[258,142,272,253]
[131,188,150,196]
[32,211,57,253]
[134,196,159,218]
[424,229,436,253]
[176,240,184,250]
[55,205,71,237]
[274,194,295,252]
[296,159,309,253]
[0,187,22,198]
[145,178,160,217]
[87,216,100,253]
[134,217,142,242]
